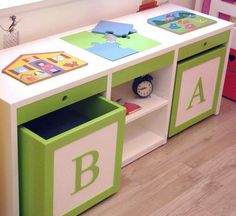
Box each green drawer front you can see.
[112,51,174,87]
[178,31,230,61]
[17,76,107,125]
[169,45,227,137]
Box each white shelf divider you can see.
[122,122,165,167]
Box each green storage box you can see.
[18,95,125,216]
[169,45,226,137]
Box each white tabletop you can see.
[0,3,233,107]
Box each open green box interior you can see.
[22,95,121,140]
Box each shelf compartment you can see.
[125,94,168,124]
[122,107,168,166]
[112,82,168,124]
[122,122,165,167]
[111,60,174,167]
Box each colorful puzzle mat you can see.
[2,52,87,85]
[61,31,161,61]
[147,10,217,35]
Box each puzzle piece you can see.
[185,23,196,29]
[92,20,135,37]
[169,23,181,29]
[103,33,117,42]
[193,18,208,24]
[86,42,138,61]
[30,60,64,75]
[187,14,197,19]
[178,19,189,24]
[166,13,178,20]
[62,31,106,49]
[117,33,161,52]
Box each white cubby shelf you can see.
[122,112,167,167]
[110,65,175,166]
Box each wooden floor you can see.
[82,98,236,216]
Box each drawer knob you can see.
[62,95,68,101]
[203,41,208,47]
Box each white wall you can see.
[171,0,195,9]
[0,0,195,49]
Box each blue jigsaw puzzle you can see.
[92,20,136,37]
[87,42,138,61]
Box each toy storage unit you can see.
[0,3,233,216]
[17,77,125,216]
[169,31,229,137]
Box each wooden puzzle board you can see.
[147,10,217,35]
[2,52,87,85]
[61,31,161,61]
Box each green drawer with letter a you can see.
[169,45,226,137]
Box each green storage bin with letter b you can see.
[18,95,125,216]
